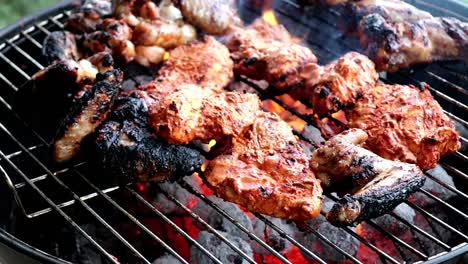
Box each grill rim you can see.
[0,0,467,263]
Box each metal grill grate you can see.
[0,0,467,263]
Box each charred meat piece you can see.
[226,19,318,91]
[178,0,241,35]
[358,14,468,72]
[206,112,322,220]
[42,31,80,65]
[92,93,203,184]
[152,84,260,144]
[87,51,115,72]
[310,129,425,226]
[15,59,98,126]
[65,0,112,33]
[52,69,122,163]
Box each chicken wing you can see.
[310,129,425,226]
[206,112,323,220]
[225,18,318,91]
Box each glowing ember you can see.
[163,51,170,60]
[208,139,217,148]
[262,10,278,25]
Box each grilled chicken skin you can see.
[226,19,318,91]
[52,70,122,163]
[92,92,203,184]
[206,112,323,220]
[310,129,425,226]
[358,14,468,72]
[42,31,80,64]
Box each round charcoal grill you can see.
[0,0,467,263]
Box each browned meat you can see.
[312,129,425,226]
[152,84,260,144]
[42,31,80,64]
[358,14,468,72]
[65,0,112,33]
[289,52,378,117]
[226,18,318,91]
[345,84,460,170]
[206,112,323,220]
[143,36,234,96]
[178,0,241,35]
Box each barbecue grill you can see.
[0,0,467,263]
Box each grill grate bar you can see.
[0,150,119,264]
[177,178,299,264]
[14,161,86,189]
[0,123,152,264]
[4,144,44,159]
[424,173,468,200]
[5,39,44,70]
[154,184,260,264]
[76,172,196,264]
[0,53,31,81]
[124,186,222,264]
[20,31,42,49]
[404,201,468,241]
[419,189,468,220]
[440,163,468,181]
[388,212,451,251]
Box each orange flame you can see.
[163,51,170,61]
[262,9,278,25]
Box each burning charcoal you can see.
[421,165,456,201]
[191,230,253,264]
[151,175,201,215]
[250,215,296,254]
[373,204,416,234]
[192,196,253,241]
[153,253,183,264]
[297,199,360,262]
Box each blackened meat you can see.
[43,31,79,65]
[65,0,112,33]
[310,129,426,226]
[92,93,203,184]
[52,69,122,163]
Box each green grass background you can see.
[0,0,467,28]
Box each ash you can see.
[298,199,360,262]
[153,253,183,264]
[191,230,253,264]
[150,175,201,214]
[373,204,416,234]
[250,215,296,254]
[192,196,253,240]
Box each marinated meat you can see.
[206,112,323,220]
[310,129,425,226]
[153,84,260,144]
[226,18,318,91]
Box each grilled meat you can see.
[65,0,112,33]
[152,84,261,144]
[52,69,122,163]
[226,19,318,91]
[340,0,432,33]
[345,84,460,170]
[289,52,378,117]
[92,92,203,184]
[310,129,425,226]
[206,112,323,220]
[358,14,468,72]
[178,0,241,35]
[43,31,80,65]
